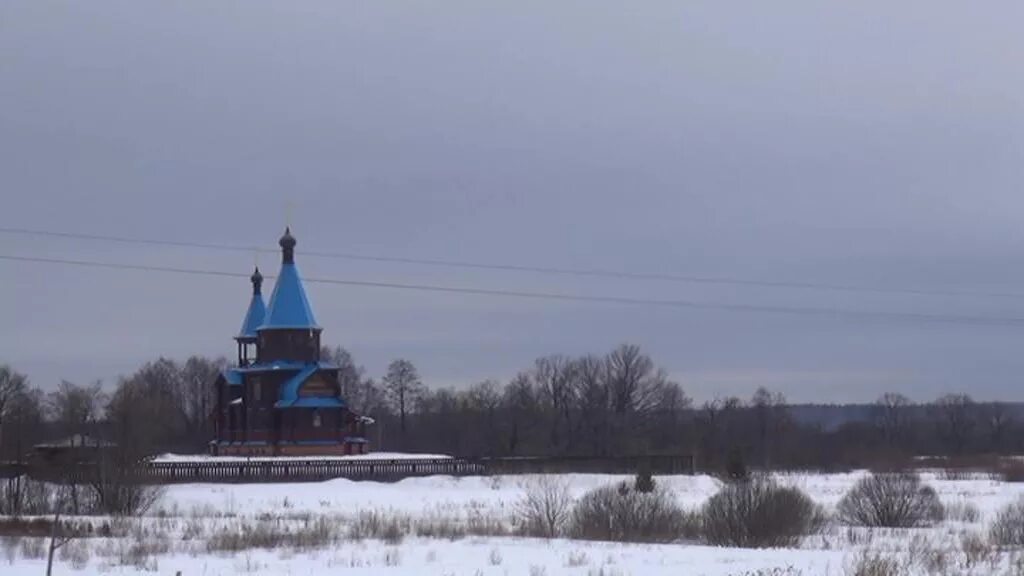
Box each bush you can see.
[569,481,685,543]
[725,448,749,482]
[837,473,943,528]
[990,496,1024,547]
[634,467,655,494]
[702,476,822,548]
[515,476,572,538]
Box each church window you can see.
[312,410,322,428]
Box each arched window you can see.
[312,410,322,428]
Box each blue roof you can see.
[275,363,346,408]
[222,369,243,386]
[258,261,319,331]
[237,292,267,339]
[236,360,338,374]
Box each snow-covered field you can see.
[5,470,1024,575]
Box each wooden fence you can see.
[18,454,694,485]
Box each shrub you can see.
[990,496,1024,547]
[569,481,684,543]
[837,473,943,528]
[516,476,572,538]
[89,470,163,517]
[634,468,655,494]
[725,448,749,482]
[702,476,822,548]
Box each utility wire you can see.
[1,226,1019,300]
[2,253,1023,327]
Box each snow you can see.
[155,473,720,517]
[4,470,1024,575]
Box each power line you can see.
[2,226,1019,300]
[2,253,1023,327]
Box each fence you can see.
[20,454,693,485]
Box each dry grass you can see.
[990,496,1024,547]
[349,510,409,544]
[207,517,340,552]
[946,501,982,523]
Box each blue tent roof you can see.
[237,292,267,339]
[259,261,319,331]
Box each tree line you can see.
[3,346,1024,471]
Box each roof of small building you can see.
[34,434,116,449]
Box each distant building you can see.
[32,434,117,466]
[211,228,368,456]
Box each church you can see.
[211,228,369,456]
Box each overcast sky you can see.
[1,1,1022,403]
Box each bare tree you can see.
[180,356,225,445]
[575,355,610,456]
[751,388,789,469]
[1,386,44,514]
[46,511,75,576]
[0,365,29,452]
[383,359,423,438]
[605,344,660,415]
[321,346,364,402]
[533,356,578,453]
[466,379,502,455]
[983,401,1013,453]
[874,392,911,447]
[502,372,537,455]
[651,380,691,453]
[933,393,977,454]
[46,380,106,440]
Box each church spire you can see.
[236,265,267,341]
[259,227,319,331]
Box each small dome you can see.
[250,266,264,293]
[279,227,296,250]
